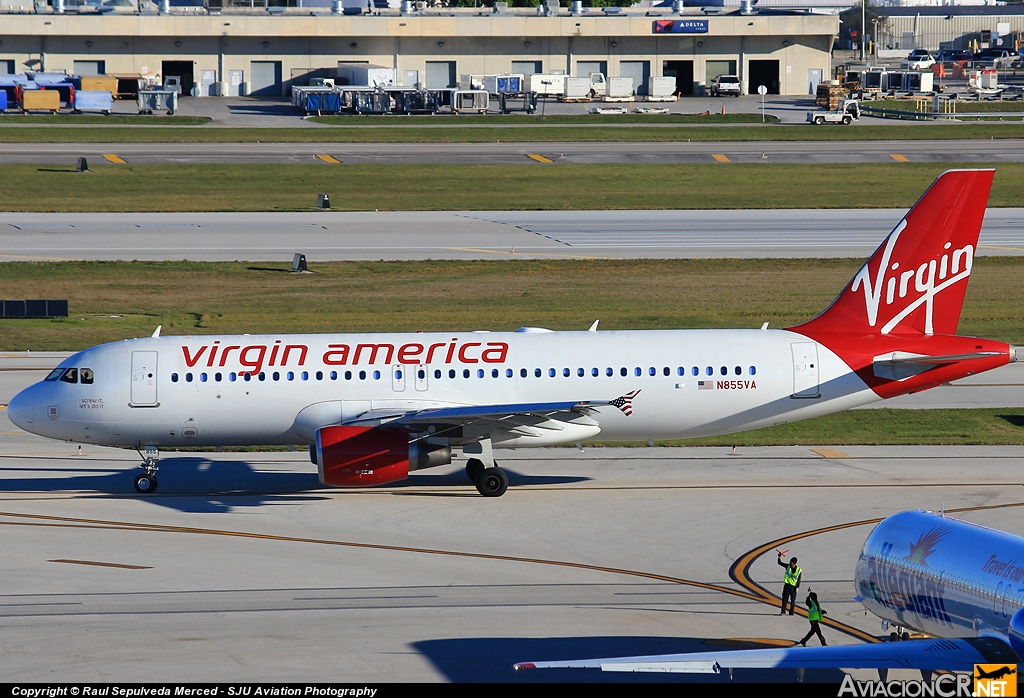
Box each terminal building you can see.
[0,3,839,97]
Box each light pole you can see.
[861,0,867,62]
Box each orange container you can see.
[21,89,61,112]
[81,76,117,93]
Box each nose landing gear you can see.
[134,445,160,494]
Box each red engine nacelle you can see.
[315,425,411,487]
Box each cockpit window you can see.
[80,368,94,385]
[59,368,78,384]
[44,368,64,381]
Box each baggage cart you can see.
[73,90,113,114]
[453,90,488,114]
[21,89,61,114]
[80,76,118,93]
[137,89,178,114]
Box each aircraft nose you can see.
[8,385,40,432]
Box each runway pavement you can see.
[2,401,1023,682]
[3,208,1024,261]
[3,139,1024,165]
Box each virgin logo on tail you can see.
[795,169,994,339]
[852,219,974,335]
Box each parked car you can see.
[936,49,974,62]
[901,50,936,70]
[710,74,742,97]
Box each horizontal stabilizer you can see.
[873,351,1003,381]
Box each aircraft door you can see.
[392,365,407,392]
[131,351,159,406]
[415,364,428,392]
[791,342,820,398]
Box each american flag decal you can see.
[609,389,641,416]
[698,380,715,391]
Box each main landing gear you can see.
[463,438,508,497]
[134,445,160,494]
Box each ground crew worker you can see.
[777,553,801,615]
[798,588,828,646]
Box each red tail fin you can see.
[794,169,993,337]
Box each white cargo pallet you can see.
[644,95,678,102]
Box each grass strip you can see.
[309,113,779,125]
[1,162,1023,212]
[2,257,1022,352]
[2,122,1024,143]
[598,408,1024,447]
[0,115,213,125]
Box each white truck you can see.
[336,63,396,88]
[531,72,608,99]
[806,99,860,125]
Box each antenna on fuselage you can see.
[152,325,162,338]
[941,501,945,518]
[588,320,599,332]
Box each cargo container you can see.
[21,89,61,113]
[292,85,334,111]
[337,63,396,88]
[137,89,178,114]
[563,76,591,100]
[648,75,677,99]
[73,90,113,114]
[606,76,635,100]
[903,71,934,93]
[113,75,144,99]
[461,74,525,94]
[81,76,118,93]
[530,73,567,96]
[353,91,392,114]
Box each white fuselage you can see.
[9,327,878,450]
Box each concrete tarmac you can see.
[4,139,1024,165]
[2,402,1024,682]
[3,208,1024,261]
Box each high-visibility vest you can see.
[807,599,823,621]
[784,566,802,586]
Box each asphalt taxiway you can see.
[2,401,1024,682]
[3,208,1024,261]
[4,139,1024,165]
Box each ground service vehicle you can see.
[807,99,859,125]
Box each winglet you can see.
[151,325,162,338]
[513,663,535,671]
[589,320,599,332]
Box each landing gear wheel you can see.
[475,467,508,497]
[889,632,899,641]
[134,473,158,494]
[465,458,485,483]
[901,632,910,641]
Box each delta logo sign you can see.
[653,19,708,34]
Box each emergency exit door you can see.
[131,351,159,406]
[791,343,820,398]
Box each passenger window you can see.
[316,371,324,380]
[535,368,542,377]
[200,373,208,382]
[331,371,338,380]
[302,371,309,381]
[258,372,266,381]
[434,370,442,379]
[606,367,613,376]
[521,368,527,378]
[506,369,513,378]
[418,369,426,379]
[706,367,713,376]
[634,367,641,377]
[396,369,403,380]
[186,373,193,383]
[549,369,556,377]
[720,366,727,376]
[692,367,699,376]
[734,366,741,375]
[229,372,237,382]
[215,373,222,382]
[60,368,78,384]
[449,369,456,379]
[346,371,353,380]
[492,369,499,378]
[477,369,485,378]
[749,366,756,375]
[592,368,598,377]
[359,371,367,380]
[80,368,95,384]
[577,368,584,377]
[373,370,381,380]
[45,368,64,381]
[463,369,471,378]
[287,371,295,381]
[620,367,627,377]
[648,367,656,376]
[563,368,570,377]
[273,372,280,381]
[243,373,251,382]
[677,367,684,376]
[171,373,179,383]
[663,367,670,376]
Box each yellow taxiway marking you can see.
[890,153,910,162]
[315,154,341,164]
[980,245,1024,252]
[526,153,553,163]
[49,558,151,570]
[102,153,128,164]
[711,153,731,163]
[809,447,850,459]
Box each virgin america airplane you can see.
[7,169,1013,496]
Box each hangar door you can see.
[748,60,780,95]
[425,61,456,89]
[250,61,282,96]
[662,60,693,95]
[161,60,195,97]
[619,60,650,95]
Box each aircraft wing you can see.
[514,636,1017,674]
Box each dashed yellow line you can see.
[809,447,850,459]
[890,153,910,162]
[711,153,731,163]
[526,153,553,163]
[315,154,341,164]
[102,153,127,164]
